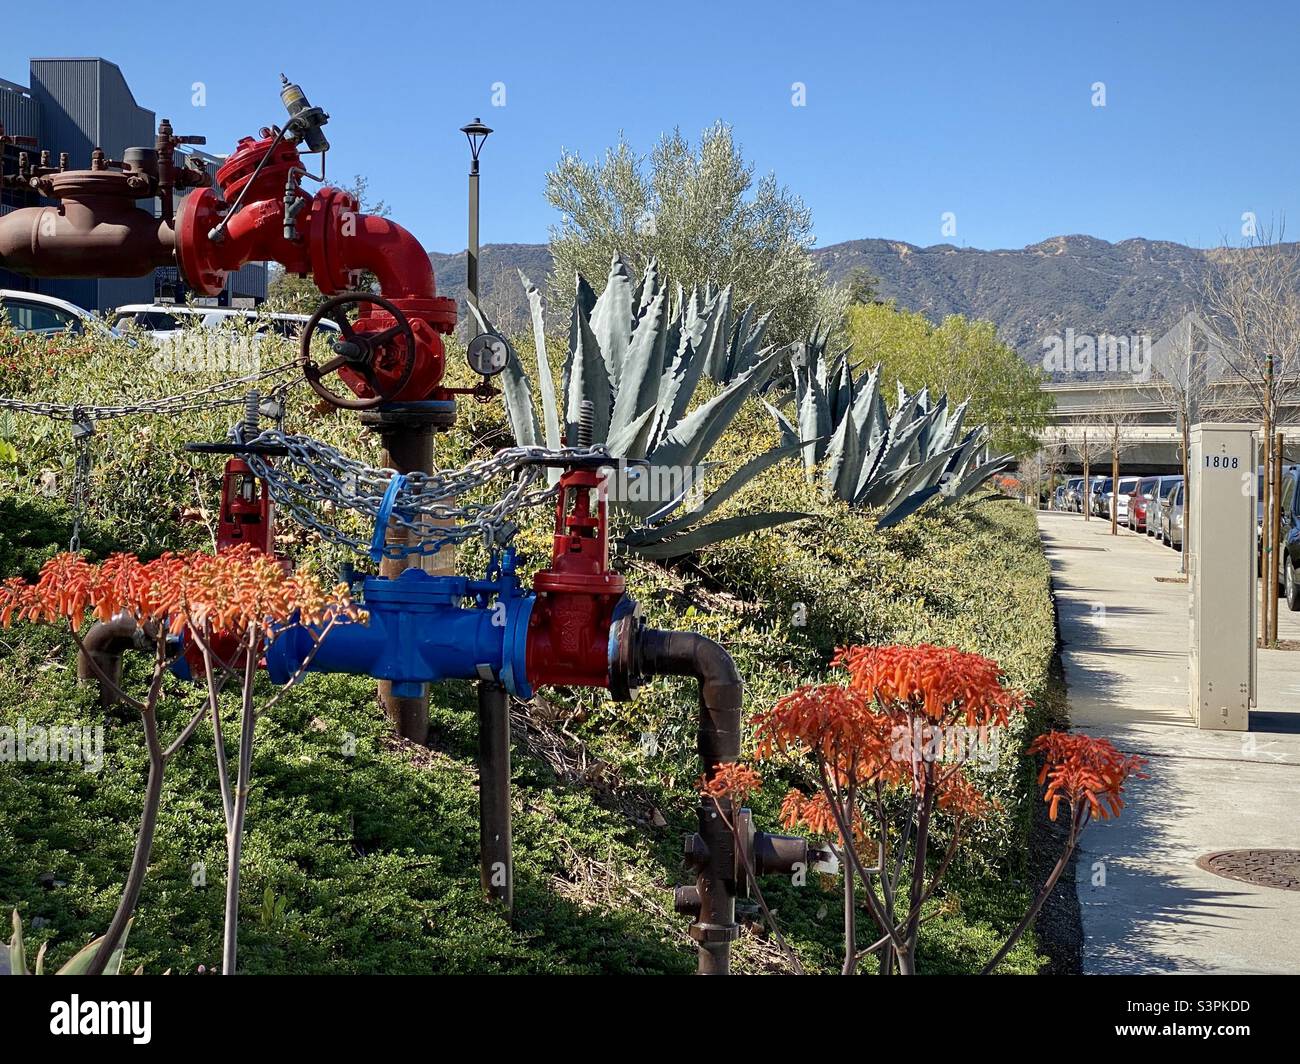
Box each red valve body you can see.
[526,467,626,689]
[175,134,456,402]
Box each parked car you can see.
[1125,477,1157,531]
[1279,467,1300,611]
[1147,475,1182,537]
[110,304,337,344]
[1100,475,1140,522]
[1063,477,1084,512]
[1089,476,1111,515]
[1160,482,1185,549]
[0,289,122,338]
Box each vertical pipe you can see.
[477,679,513,915]
[467,163,480,305]
[376,422,436,742]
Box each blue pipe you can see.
[264,558,536,700]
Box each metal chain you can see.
[239,429,608,558]
[0,360,302,422]
[68,418,94,552]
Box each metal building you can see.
[0,57,266,311]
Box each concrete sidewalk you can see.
[1038,511,1300,974]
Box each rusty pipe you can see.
[0,196,175,279]
[633,627,743,975]
[77,613,147,708]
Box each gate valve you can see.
[215,456,275,555]
[525,459,630,691]
[299,292,420,410]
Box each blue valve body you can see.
[264,563,535,700]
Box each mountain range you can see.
[430,235,1224,364]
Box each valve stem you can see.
[578,399,594,448]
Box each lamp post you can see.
[461,118,492,305]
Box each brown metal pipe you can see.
[76,613,144,708]
[478,679,513,915]
[634,627,743,975]
[0,197,175,279]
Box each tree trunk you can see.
[1110,440,1119,535]
[1260,413,1272,646]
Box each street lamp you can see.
[460,118,492,304]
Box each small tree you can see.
[704,643,1145,975]
[545,124,830,344]
[0,546,360,974]
[1085,392,1140,534]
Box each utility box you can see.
[1188,423,1257,730]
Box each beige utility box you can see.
[1188,423,1257,730]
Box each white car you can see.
[0,289,122,338]
[110,304,337,344]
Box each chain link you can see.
[240,429,608,558]
[0,360,302,422]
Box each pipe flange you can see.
[606,598,643,702]
[688,921,740,945]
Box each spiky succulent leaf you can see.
[56,921,131,975]
[519,272,561,452]
[608,286,669,442]
[651,348,784,474]
[6,910,25,976]
[591,255,634,390]
[622,511,811,560]
[466,299,539,447]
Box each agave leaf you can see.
[930,397,970,454]
[701,285,734,381]
[830,356,855,427]
[466,298,539,447]
[519,272,562,455]
[942,453,1014,503]
[763,400,799,448]
[6,910,25,976]
[857,459,921,509]
[877,484,943,529]
[797,369,832,472]
[823,407,863,502]
[625,438,803,542]
[729,310,771,380]
[57,920,131,975]
[565,289,612,444]
[591,254,635,390]
[634,256,661,325]
[622,511,811,560]
[663,290,724,434]
[608,286,668,442]
[562,273,600,430]
[605,407,657,461]
[652,347,784,473]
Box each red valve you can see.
[526,465,626,689]
[216,457,275,554]
[174,133,456,404]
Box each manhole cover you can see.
[1196,849,1300,891]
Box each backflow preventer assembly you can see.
[0,79,817,974]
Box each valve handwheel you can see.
[300,291,418,410]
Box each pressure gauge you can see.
[467,333,510,377]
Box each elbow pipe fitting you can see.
[77,613,158,708]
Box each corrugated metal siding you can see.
[29,59,97,169]
[228,263,268,300]
[0,77,40,139]
[94,60,154,158]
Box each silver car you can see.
[1147,475,1182,537]
[1160,482,1185,549]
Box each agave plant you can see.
[2,910,132,975]
[466,254,809,559]
[788,332,1013,527]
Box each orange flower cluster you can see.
[753,683,901,786]
[1028,731,1147,821]
[699,762,763,804]
[0,545,361,636]
[834,643,1025,727]
[935,770,996,820]
[779,788,870,845]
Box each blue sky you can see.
[3,0,1296,254]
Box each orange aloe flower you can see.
[1028,731,1147,822]
[699,762,763,804]
[0,545,362,638]
[833,643,1026,728]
